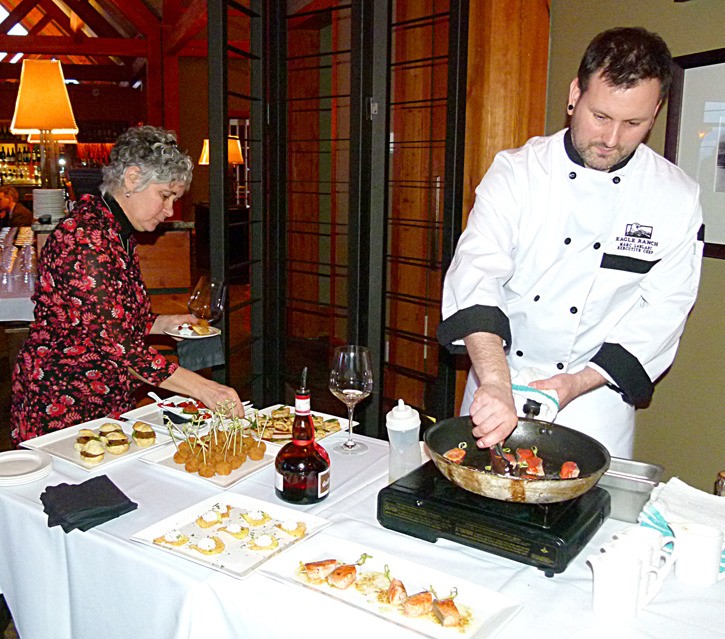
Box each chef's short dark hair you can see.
[578,27,673,103]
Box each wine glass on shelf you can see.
[187,275,227,323]
[329,345,373,455]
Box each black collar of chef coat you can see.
[564,129,634,173]
[104,193,135,253]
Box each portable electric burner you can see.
[377,461,610,577]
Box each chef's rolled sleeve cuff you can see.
[437,305,511,354]
[590,342,653,408]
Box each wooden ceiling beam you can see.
[0,0,37,35]
[102,0,160,37]
[0,60,133,82]
[0,34,147,57]
[163,0,208,56]
[62,0,124,38]
[38,0,75,35]
[28,14,53,35]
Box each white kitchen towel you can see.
[647,477,725,536]
[510,367,560,421]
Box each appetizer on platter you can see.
[189,536,225,556]
[253,406,342,443]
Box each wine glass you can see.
[329,345,373,455]
[188,276,227,323]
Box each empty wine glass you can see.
[188,276,227,323]
[329,345,373,455]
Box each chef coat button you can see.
[564,237,571,245]
[568,171,577,179]
[612,176,621,184]
[534,295,540,301]
[557,363,564,370]
[570,306,578,314]
[593,242,601,250]
[516,350,523,357]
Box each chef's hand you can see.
[469,381,518,449]
[528,366,606,409]
[149,314,199,335]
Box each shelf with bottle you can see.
[0,125,43,185]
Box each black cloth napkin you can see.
[177,334,225,371]
[40,475,138,533]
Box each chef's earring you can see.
[567,104,574,113]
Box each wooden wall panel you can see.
[455,0,550,411]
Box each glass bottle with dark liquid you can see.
[274,367,331,504]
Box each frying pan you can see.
[424,416,610,503]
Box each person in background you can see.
[10,125,243,445]
[0,185,34,227]
[437,27,703,458]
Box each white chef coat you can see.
[438,129,703,457]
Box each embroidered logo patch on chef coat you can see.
[624,223,653,239]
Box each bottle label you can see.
[318,468,330,497]
[275,469,283,491]
[295,395,311,415]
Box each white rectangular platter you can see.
[260,535,522,639]
[131,493,330,579]
[256,404,355,445]
[21,417,170,472]
[140,441,274,490]
[121,395,254,431]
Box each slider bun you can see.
[105,431,130,455]
[74,429,99,451]
[80,439,105,465]
[99,422,123,434]
[132,422,156,447]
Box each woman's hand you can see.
[158,367,244,417]
[150,314,199,335]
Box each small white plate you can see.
[261,535,522,639]
[164,324,221,339]
[0,450,52,486]
[131,493,331,579]
[140,441,274,490]
[21,418,170,472]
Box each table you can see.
[0,434,723,639]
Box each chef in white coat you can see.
[437,27,703,458]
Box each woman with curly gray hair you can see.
[11,126,243,445]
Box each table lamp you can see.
[198,136,244,204]
[10,60,79,189]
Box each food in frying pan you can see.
[560,461,580,479]
[516,448,544,477]
[443,444,467,464]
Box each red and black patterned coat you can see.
[10,195,178,445]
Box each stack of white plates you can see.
[0,449,53,486]
[33,188,66,222]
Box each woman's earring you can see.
[125,191,131,198]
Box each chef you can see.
[437,27,703,458]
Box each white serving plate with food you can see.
[131,493,330,580]
[164,323,221,339]
[255,404,354,444]
[21,418,170,472]
[121,395,214,426]
[140,441,274,490]
[260,535,522,639]
[0,450,53,486]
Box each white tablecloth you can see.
[0,434,723,639]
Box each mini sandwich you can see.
[132,422,156,447]
[74,428,99,451]
[80,439,105,466]
[99,422,124,444]
[191,319,212,336]
[105,430,130,455]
